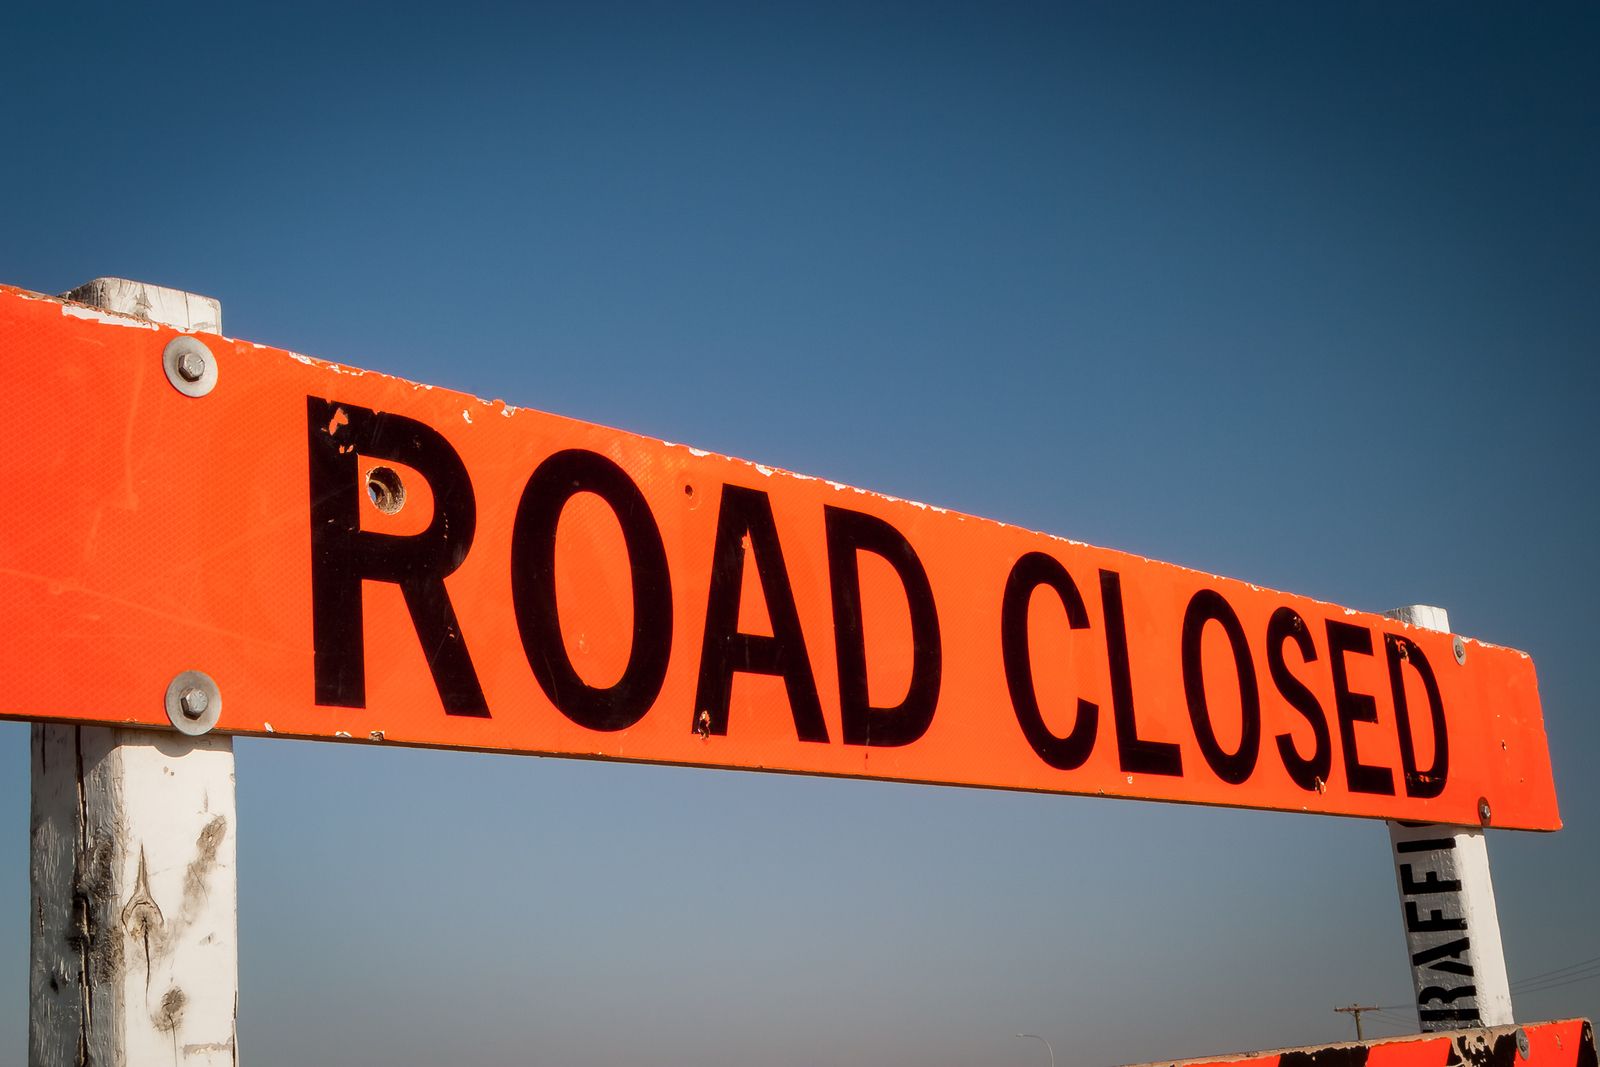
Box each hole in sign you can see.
[366,466,406,515]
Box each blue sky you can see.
[2,3,1597,1064]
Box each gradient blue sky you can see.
[2,3,1597,1065]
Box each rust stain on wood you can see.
[180,816,227,924]
[154,986,185,1032]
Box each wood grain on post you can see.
[30,279,240,1066]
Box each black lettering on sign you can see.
[1404,884,1478,1024]
[306,396,487,715]
[1412,937,1475,978]
[694,485,827,742]
[1102,570,1183,776]
[1001,553,1098,771]
[1396,827,1472,1013]
[1400,864,1462,895]
[1420,1008,1480,1024]
[1384,633,1450,798]
[825,507,941,748]
[1326,621,1394,795]
[1397,837,1457,854]
[1279,1048,1371,1067]
[510,449,674,732]
[1266,608,1332,791]
[1418,984,1477,1005]
[1424,959,1475,979]
[1406,901,1468,933]
[1181,590,1260,785]
[1412,938,1471,968]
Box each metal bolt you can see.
[178,686,210,720]
[1516,1029,1530,1059]
[165,670,221,734]
[162,336,218,397]
[1478,797,1492,824]
[1452,636,1467,665]
[175,351,206,382]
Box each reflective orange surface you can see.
[1121,1020,1593,1067]
[0,286,1559,829]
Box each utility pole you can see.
[1335,1005,1380,1041]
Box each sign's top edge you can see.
[1115,1020,1591,1067]
[0,283,1533,660]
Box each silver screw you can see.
[178,686,210,720]
[1516,1029,1530,1059]
[175,351,207,382]
[1478,797,1492,824]
[1452,636,1466,664]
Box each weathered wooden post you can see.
[1387,604,1513,1031]
[30,280,240,1066]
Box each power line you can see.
[1514,966,1600,996]
[1513,964,1600,991]
[1357,950,1600,1034]
[1370,950,1600,1015]
[1510,953,1600,988]
[1518,968,1600,993]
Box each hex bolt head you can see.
[175,351,207,382]
[1478,797,1492,825]
[1516,1029,1530,1059]
[165,670,221,735]
[178,686,210,720]
[162,336,218,397]
[1452,636,1467,665]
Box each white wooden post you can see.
[1386,604,1513,1031]
[30,280,240,1066]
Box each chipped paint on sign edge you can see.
[59,304,163,330]
[7,282,1535,659]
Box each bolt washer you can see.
[162,336,218,397]
[165,670,222,735]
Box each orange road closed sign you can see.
[0,286,1559,829]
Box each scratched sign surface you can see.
[1119,1020,1596,1067]
[0,286,1560,829]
